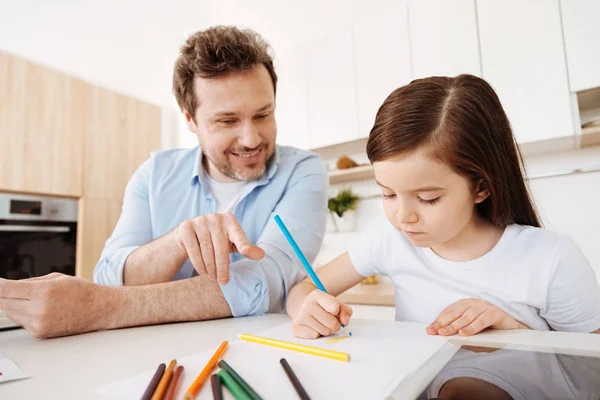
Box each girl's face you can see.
[373,149,490,248]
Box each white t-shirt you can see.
[204,176,250,214]
[349,222,600,332]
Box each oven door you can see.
[0,220,77,280]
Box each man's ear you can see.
[183,110,197,132]
[474,179,491,204]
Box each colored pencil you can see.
[164,365,185,400]
[183,341,229,400]
[211,374,223,400]
[151,359,176,400]
[141,363,166,400]
[239,333,350,362]
[218,360,263,400]
[218,369,253,400]
[273,215,327,291]
[280,358,311,400]
[274,215,351,332]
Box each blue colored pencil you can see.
[274,215,327,292]
[274,215,351,333]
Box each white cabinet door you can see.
[560,0,600,92]
[408,0,481,78]
[477,0,573,143]
[353,2,412,138]
[306,30,359,148]
[275,46,311,150]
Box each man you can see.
[0,26,327,338]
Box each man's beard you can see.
[203,143,274,182]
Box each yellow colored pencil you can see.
[239,333,350,362]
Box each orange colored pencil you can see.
[183,341,228,400]
[164,365,185,400]
[151,359,177,400]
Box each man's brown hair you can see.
[367,75,541,228]
[173,26,277,119]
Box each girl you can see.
[287,75,600,339]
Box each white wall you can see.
[319,147,600,282]
[0,0,410,149]
[525,147,600,276]
[0,0,200,108]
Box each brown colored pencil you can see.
[141,363,166,400]
[280,358,311,400]
[164,365,185,400]
[211,374,223,400]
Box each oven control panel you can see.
[0,193,78,222]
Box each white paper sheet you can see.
[0,353,29,384]
[97,321,447,400]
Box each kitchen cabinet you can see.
[306,29,359,148]
[76,197,123,281]
[560,0,600,92]
[80,86,160,281]
[83,86,161,199]
[408,0,481,78]
[477,0,573,143]
[0,52,84,196]
[353,2,412,138]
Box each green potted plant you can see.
[327,189,359,232]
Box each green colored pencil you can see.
[218,360,263,400]
[217,370,253,400]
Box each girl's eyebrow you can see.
[375,180,392,190]
[375,180,445,192]
[409,186,445,192]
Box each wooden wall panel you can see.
[84,87,161,200]
[76,197,123,281]
[0,52,85,196]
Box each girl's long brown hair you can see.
[367,75,541,227]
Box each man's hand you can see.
[427,298,529,337]
[0,274,112,339]
[174,213,265,285]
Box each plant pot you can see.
[326,212,338,233]
[331,210,357,232]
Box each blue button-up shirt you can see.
[93,145,328,316]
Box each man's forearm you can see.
[123,228,188,285]
[96,276,232,330]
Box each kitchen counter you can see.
[338,280,395,306]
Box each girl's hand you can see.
[427,298,528,336]
[291,289,353,339]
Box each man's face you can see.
[185,65,277,182]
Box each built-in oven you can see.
[0,192,78,280]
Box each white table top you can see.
[1,314,599,400]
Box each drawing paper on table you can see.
[0,353,29,384]
[97,320,448,400]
